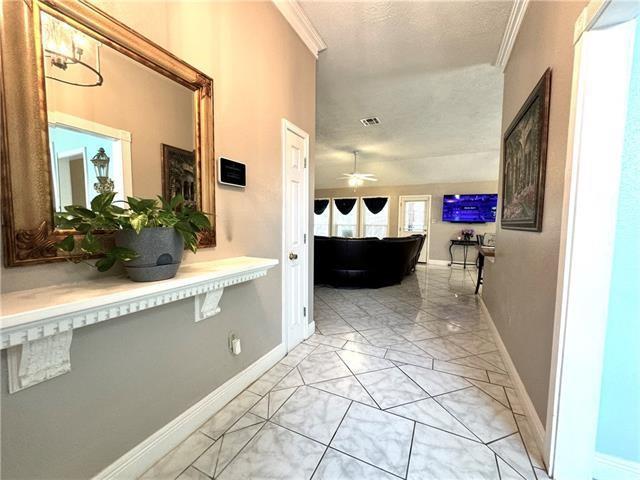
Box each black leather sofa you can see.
[314,234,425,288]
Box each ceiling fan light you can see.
[342,150,376,187]
[348,176,363,187]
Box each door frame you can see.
[545,2,637,477]
[281,119,311,351]
[398,194,432,262]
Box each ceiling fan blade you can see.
[364,177,378,182]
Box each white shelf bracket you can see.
[194,288,224,322]
[7,330,73,393]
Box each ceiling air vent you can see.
[360,117,381,127]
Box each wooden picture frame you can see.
[501,68,552,232]
[0,0,216,267]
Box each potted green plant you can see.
[55,192,211,282]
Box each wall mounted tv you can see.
[442,194,498,223]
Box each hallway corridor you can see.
[143,266,548,479]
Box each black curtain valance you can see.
[363,197,388,215]
[334,198,357,215]
[314,199,330,215]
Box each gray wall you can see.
[0,285,277,479]
[482,0,587,424]
[316,180,498,262]
[0,1,316,478]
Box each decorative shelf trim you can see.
[1,257,278,350]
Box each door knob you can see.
[289,252,298,260]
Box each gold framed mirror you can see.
[1,0,215,268]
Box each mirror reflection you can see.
[41,11,196,221]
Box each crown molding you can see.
[273,0,327,59]
[495,0,531,71]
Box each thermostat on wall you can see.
[218,157,246,188]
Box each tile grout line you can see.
[493,450,529,480]
[333,351,385,410]
[404,421,417,479]
[159,268,518,479]
[327,445,406,479]
[429,387,486,443]
[308,400,354,479]
[495,453,503,480]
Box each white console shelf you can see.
[0,257,277,393]
[1,256,278,349]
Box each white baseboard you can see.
[93,343,286,480]
[427,258,477,269]
[306,320,316,338]
[479,298,547,461]
[594,453,640,480]
[427,259,450,266]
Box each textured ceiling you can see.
[301,1,511,188]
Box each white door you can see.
[398,195,431,263]
[282,120,309,352]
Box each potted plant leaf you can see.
[55,192,211,282]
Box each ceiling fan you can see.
[338,151,378,188]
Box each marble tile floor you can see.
[141,265,548,480]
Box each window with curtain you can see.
[361,197,389,238]
[332,198,358,237]
[314,199,330,236]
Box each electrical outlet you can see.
[228,333,241,355]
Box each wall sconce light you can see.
[91,148,114,194]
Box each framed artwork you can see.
[501,68,552,231]
[162,144,196,206]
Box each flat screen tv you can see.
[442,194,498,223]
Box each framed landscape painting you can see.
[501,68,552,231]
[162,144,197,207]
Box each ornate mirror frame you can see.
[0,0,216,267]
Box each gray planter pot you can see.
[115,227,184,282]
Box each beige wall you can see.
[46,45,194,199]
[482,0,586,424]
[316,181,498,262]
[0,2,316,478]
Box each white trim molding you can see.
[480,298,547,461]
[93,343,286,480]
[594,453,640,480]
[427,259,450,267]
[272,0,327,58]
[546,14,636,477]
[495,0,530,71]
[306,320,316,338]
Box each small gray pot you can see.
[115,227,184,282]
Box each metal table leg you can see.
[475,253,485,294]
[448,241,454,266]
